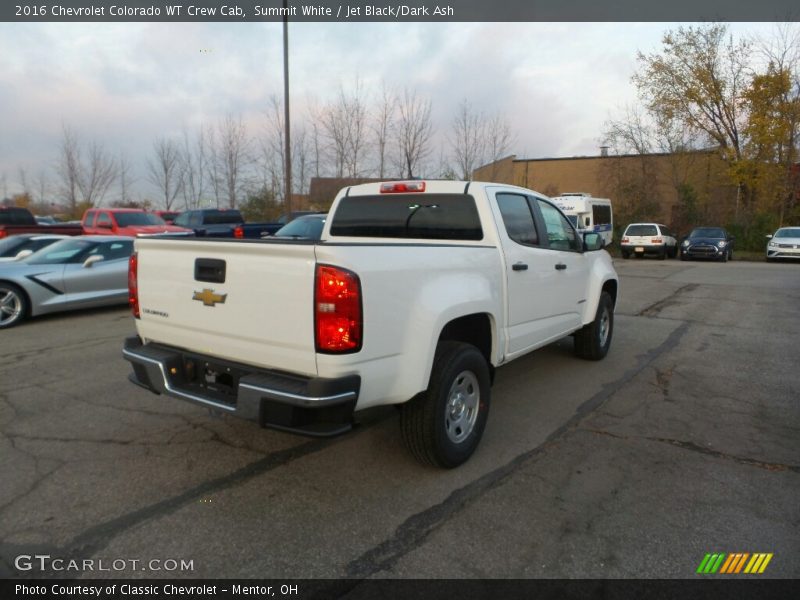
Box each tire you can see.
[621,251,630,259]
[574,291,614,361]
[669,246,678,259]
[658,248,666,260]
[400,341,491,468]
[720,251,728,263]
[0,283,28,329]
[680,252,688,262]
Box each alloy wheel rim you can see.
[0,289,22,326]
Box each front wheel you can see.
[401,341,491,468]
[0,283,28,329]
[574,291,614,361]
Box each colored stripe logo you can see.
[696,553,773,574]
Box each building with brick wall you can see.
[473,151,735,236]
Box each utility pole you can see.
[283,0,292,212]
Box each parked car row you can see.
[619,222,800,262]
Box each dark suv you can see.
[680,227,734,262]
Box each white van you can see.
[551,193,613,247]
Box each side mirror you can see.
[14,249,34,260]
[583,232,603,252]
[83,255,104,268]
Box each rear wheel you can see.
[401,341,491,468]
[0,283,28,329]
[574,291,614,361]
[658,248,666,260]
[621,250,630,259]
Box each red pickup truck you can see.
[0,207,83,239]
[82,208,191,236]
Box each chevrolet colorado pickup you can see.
[123,181,619,468]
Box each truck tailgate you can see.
[134,238,318,377]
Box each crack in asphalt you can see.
[341,321,690,582]
[637,284,699,317]
[585,429,800,473]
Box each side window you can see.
[96,212,113,229]
[496,193,539,246]
[173,212,189,228]
[84,211,96,227]
[190,212,202,227]
[536,199,580,252]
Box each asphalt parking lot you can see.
[1,258,798,580]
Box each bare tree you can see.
[216,114,250,208]
[204,124,223,208]
[485,112,515,180]
[372,84,396,178]
[34,170,49,206]
[318,82,370,178]
[78,141,117,207]
[57,125,82,212]
[146,137,184,210]
[395,88,433,179]
[180,126,208,210]
[18,168,31,196]
[260,96,288,203]
[449,99,485,180]
[118,152,136,206]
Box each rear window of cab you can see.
[330,194,483,241]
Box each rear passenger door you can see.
[493,191,586,358]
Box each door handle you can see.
[555,263,567,271]
[512,262,528,271]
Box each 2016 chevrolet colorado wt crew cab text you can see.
[123,181,619,468]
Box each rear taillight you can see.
[234,226,244,239]
[128,252,140,318]
[0,231,7,239]
[315,264,362,353]
[621,237,629,243]
[652,238,663,244]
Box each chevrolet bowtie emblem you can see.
[193,288,227,307]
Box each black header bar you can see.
[4,0,799,23]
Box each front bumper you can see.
[682,243,727,259]
[122,336,359,436]
[766,244,800,260]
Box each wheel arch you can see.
[436,312,496,383]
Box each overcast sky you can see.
[0,21,779,203]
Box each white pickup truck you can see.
[123,181,618,468]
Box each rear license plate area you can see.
[178,355,243,405]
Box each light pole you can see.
[283,0,292,212]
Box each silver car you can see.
[766,227,800,262]
[0,235,134,328]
